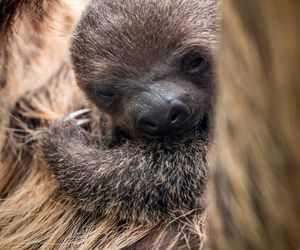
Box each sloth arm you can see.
[42,118,150,206]
[41,115,207,221]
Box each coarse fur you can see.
[43,118,209,223]
[42,0,217,224]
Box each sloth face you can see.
[72,0,217,139]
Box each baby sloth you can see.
[42,0,218,223]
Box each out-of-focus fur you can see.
[0,0,86,151]
[209,0,300,249]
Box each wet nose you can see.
[136,101,192,136]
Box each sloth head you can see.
[71,0,218,139]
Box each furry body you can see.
[42,0,217,223]
[43,118,209,223]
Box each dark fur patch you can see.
[0,76,6,89]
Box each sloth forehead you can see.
[79,0,217,40]
[71,0,217,76]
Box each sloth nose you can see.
[136,101,192,136]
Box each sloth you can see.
[42,0,218,223]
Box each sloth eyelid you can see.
[181,52,208,74]
[98,88,115,98]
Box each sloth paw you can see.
[42,108,92,152]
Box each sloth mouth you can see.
[193,113,209,131]
[182,113,210,135]
[114,112,211,144]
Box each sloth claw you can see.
[64,108,91,127]
[65,108,90,120]
[76,118,91,126]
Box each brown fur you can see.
[2,0,299,249]
[41,0,217,225]
[209,0,300,249]
[71,0,217,140]
[0,0,210,249]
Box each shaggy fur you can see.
[43,118,209,223]
[42,0,217,224]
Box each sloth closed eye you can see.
[182,52,208,74]
[98,88,115,98]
